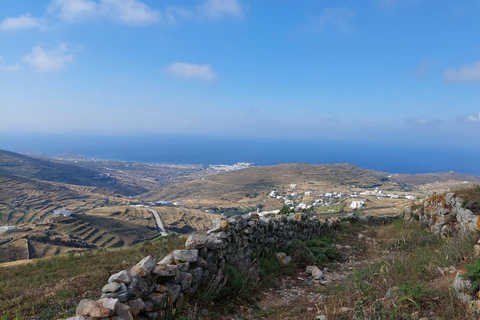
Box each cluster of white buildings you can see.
[208,162,256,172]
[267,183,418,213]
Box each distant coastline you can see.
[1,133,480,176]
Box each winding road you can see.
[147,208,168,237]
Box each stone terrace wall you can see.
[66,212,341,320]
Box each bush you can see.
[461,257,480,295]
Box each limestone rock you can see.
[208,218,229,233]
[127,298,145,316]
[185,234,207,249]
[102,282,121,293]
[165,283,181,305]
[131,255,156,276]
[177,272,193,291]
[153,263,180,277]
[109,270,132,285]
[115,303,133,320]
[98,298,119,316]
[76,299,111,318]
[311,266,324,280]
[173,249,198,263]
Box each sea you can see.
[1,133,479,176]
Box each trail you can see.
[147,208,168,237]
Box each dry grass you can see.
[0,236,185,320]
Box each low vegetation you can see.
[0,236,185,320]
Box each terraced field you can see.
[0,173,129,226]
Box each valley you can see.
[1,149,479,265]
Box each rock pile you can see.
[66,212,340,320]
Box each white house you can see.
[291,193,298,198]
[405,195,416,200]
[269,191,278,198]
[305,191,313,196]
[285,200,294,206]
[289,184,297,190]
[54,207,72,217]
[0,223,15,232]
[350,201,366,209]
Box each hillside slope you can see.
[0,149,147,196]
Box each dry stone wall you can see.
[405,193,480,314]
[404,192,480,235]
[66,212,341,320]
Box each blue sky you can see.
[1,0,480,146]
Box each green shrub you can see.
[461,257,480,295]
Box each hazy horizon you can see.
[2,133,480,176]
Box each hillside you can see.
[0,149,147,196]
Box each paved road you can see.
[148,208,168,237]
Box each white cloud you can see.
[457,112,480,123]
[48,0,97,23]
[197,0,243,20]
[100,0,160,25]
[310,6,356,33]
[444,61,480,82]
[23,44,75,73]
[48,0,160,25]
[0,56,21,72]
[0,13,47,31]
[167,63,217,81]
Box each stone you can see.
[192,256,207,268]
[98,298,119,316]
[76,299,111,318]
[102,282,121,293]
[190,267,203,283]
[115,303,133,320]
[201,309,210,316]
[131,255,156,276]
[339,307,350,313]
[474,245,480,256]
[173,249,198,263]
[208,218,229,233]
[311,266,324,280]
[165,283,181,305]
[177,272,193,291]
[147,292,167,309]
[153,263,180,277]
[386,286,402,299]
[66,316,93,320]
[127,298,145,316]
[109,270,132,285]
[158,253,175,265]
[155,284,169,293]
[316,316,327,320]
[205,237,223,250]
[306,266,316,275]
[185,234,207,249]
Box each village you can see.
[262,183,418,216]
